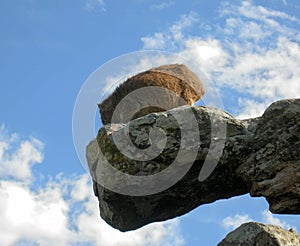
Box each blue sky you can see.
[0,0,300,245]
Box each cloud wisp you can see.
[222,214,253,230]
[150,1,174,11]
[221,210,295,231]
[142,12,199,50]
[85,0,106,12]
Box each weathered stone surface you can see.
[237,99,300,214]
[218,222,300,246]
[88,105,252,231]
[98,64,205,125]
[87,98,300,232]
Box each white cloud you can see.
[141,32,166,49]
[141,1,300,119]
[70,174,91,202]
[0,180,72,246]
[222,214,253,230]
[236,98,270,119]
[239,20,270,41]
[261,210,291,230]
[220,1,298,23]
[0,127,43,182]
[0,126,184,246]
[75,197,184,246]
[142,12,198,50]
[169,12,198,41]
[221,210,295,233]
[179,38,228,74]
[238,1,298,22]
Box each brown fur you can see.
[98,64,205,125]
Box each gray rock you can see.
[218,222,300,246]
[86,98,300,231]
[237,99,300,214]
[87,105,252,231]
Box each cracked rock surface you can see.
[86,98,300,231]
[237,99,300,214]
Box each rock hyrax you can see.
[98,64,205,125]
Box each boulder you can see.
[98,64,205,125]
[237,99,300,214]
[87,98,300,231]
[87,105,252,231]
[218,222,300,246]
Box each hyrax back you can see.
[98,64,205,125]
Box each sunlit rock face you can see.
[218,222,300,246]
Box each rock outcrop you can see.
[88,106,252,231]
[218,222,300,245]
[98,64,205,124]
[87,98,300,231]
[237,99,300,214]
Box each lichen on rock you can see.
[218,222,300,246]
[86,98,300,232]
[237,99,300,214]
